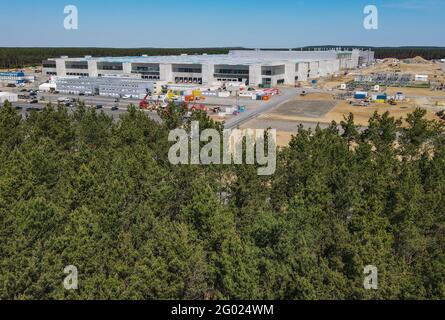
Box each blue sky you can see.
[1,0,444,47]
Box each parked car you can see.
[95,105,103,110]
[111,105,119,111]
[29,99,39,104]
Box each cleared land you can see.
[253,59,445,146]
[267,100,338,119]
[257,99,438,126]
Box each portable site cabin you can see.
[239,91,254,98]
[354,91,368,100]
[372,94,388,103]
[311,80,318,88]
[202,91,218,97]
[415,75,428,82]
[394,92,406,101]
[0,92,18,104]
[218,91,231,98]
[39,82,57,92]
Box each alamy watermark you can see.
[363,5,378,30]
[63,265,78,290]
[363,265,378,290]
[168,122,277,176]
[64,5,78,30]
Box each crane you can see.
[139,89,154,110]
[139,92,150,110]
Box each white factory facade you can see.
[43,49,369,89]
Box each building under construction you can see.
[43,49,369,88]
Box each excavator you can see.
[388,98,397,106]
[436,110,445,121]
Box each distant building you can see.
[0,71,26,85]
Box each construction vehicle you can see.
[436,110,445,120]
[139,92,151,110]
[388,98,397,106]
[190,104,208,112]
[352,100,369,107]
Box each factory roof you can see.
[52,50,351,66]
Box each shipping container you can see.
[218,91,231,98]
[394,92,405,101]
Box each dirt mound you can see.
[407,56,429,64]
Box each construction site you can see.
[238,57,445,146]
[3,50,445,147]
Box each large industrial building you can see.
[42,49,371,97]
[55,75,156,98]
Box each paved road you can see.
[11,101,162,123]
[40,93,141,109]
[224,88,308,129]
[12,87,333,131]
[39,92,240,109]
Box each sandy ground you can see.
[258,102,442,147]
[385,87,445,98]
[277,132,295,147]
[360,58,445,83]
[294,92,335,101]
[260,100,439,127]
[240,59,445,147]
[318,75,354,90]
